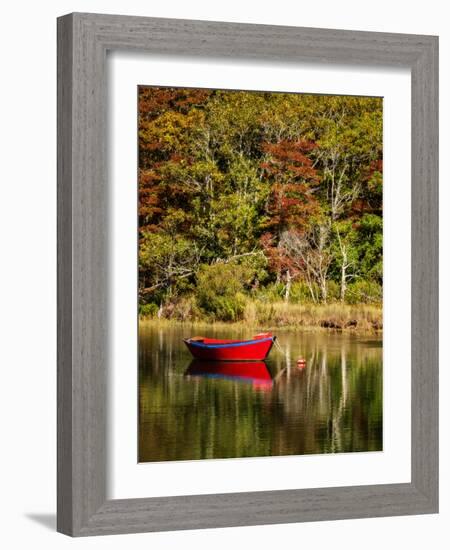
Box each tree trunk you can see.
[284,269,292,302]
[306,278,317,303]
[340,262,347,302]
[336,229,348,302]
[320,276,328,304]
[157,303,163,319]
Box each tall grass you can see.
[244,300,382,331]
[139,297,382,332]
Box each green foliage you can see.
[255,280,340,305]
[139,303,159,318]
[139,231,198,298]
[355,214,383,282]
[326,280,341,302]
[254,282,285,303]
[196,263,253,321]
[346,280,382,304]
[289,281,317,303]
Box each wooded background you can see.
[138,87,383,325]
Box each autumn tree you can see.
[137,86,383,316]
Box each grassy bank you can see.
[140,301,382,333]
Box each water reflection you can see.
[139,324,382,462]
[186,360,273,390]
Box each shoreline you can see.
[139,311,382,334]
[139,302,382,333]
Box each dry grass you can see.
[140,300,382,333]
[245,301,382,332]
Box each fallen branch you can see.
[139,272,195,295]
[215,250,265,264]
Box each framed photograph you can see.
[57,13,438,536]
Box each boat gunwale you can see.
[184,336,274,349]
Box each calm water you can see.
[139,324,382,462]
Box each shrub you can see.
[326,280,341,302]
[196,263,250,321]
[288,281,313,303]
[139,302,159,318]
[253,282,285,303]
[346,280,382,304]
[171,296,200,321]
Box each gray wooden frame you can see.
[57,12,438,537]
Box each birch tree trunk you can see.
[284,269,292,302]
[336,228,352,302]
[340,245,348,302]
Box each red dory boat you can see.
[184,333,275,361]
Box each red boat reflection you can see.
[185,360,273,390]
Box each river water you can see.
[139,324,382,462]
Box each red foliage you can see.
[261,140,319,233]
[261,140,318,183]
[368,159,383,176]
[138,169,163,231]
[350,158,383,217]
[138,87,211,122]
[260,231,304,279]
[138,88,211,233]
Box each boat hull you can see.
[184,336,274,361]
